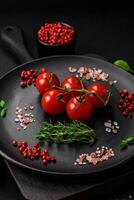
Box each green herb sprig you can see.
[113,59,134,75]
[0,100,7,118]
[36,120,96,144]
[120,136,134,150]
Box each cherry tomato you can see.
[61,76,83,89]
[61,76,84,99]
[66,96,93,122]
[41,89,67,115]
[86,83,109,108]
[36,72,60,95]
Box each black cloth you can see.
[1,6,134,200]
[5,159,134,200]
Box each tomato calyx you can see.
[56,93,67,104]
[57,93,65,100]
[48,73,54,84]
[75,95,86,104]
[57,93,87,107]
[66,95,94,122]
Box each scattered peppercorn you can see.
[118,89,134,118]
[20,68,45,88]
[12,140,56,165]
[38,22,75,46]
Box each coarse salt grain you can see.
[23,126,27,130]
[16,107,19,111]
[74,146,114,166]
[104,120,120,134]
[30,105,34,110]
[15,118,19,122]
[69,67,77,73]
[113,121,118,126]
[15,104,35,131]
[105,128,111,132]
[113,129,118,134]
[69,66,117,85]
[104,122,112,128]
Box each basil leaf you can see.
[120,141,128,150]
[0,100,8,118]
[125,136,134,144]
[113,59,134,74]
[0,108,7,118]
[0,100,6,108]
[120,136,134,150]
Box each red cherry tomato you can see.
[36,72,60,95]
[41,89,67,115]
[61,76,83,89]
[86,83,109,108]
[61,76,84,99]
[66,96,93,122]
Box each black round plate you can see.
[0,55,134,176]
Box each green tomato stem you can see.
[52,85,110,106]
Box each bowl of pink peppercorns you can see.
[37,22,76,57]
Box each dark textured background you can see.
[0,1,134,199]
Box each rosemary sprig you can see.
[36,120,96,144]
[120,136,134,150]
[0,100,7,118]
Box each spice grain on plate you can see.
[20,68,45,88]
[15,104,35,131]
[74,146,114,166]
[104,120,120,134]
[118,89,134,118]
[12,140,56,165]
[69,66,117,85]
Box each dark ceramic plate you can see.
[0,55,134,176]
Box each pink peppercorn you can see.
[118,89,134,118]
[20,68,45,88]
[12,140,56,165]
[38,22,75,46]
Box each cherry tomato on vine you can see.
[61,76,84,99]
[36,71,60,95]
[66,95,93,122]
[41,89,67,115]
[86,83,110,108]
[61,76,84,90]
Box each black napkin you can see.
[6,161,100,200]
[5,159,134,200]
